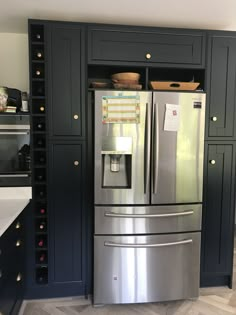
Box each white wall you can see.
[0,33,29,92]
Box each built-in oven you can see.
[0,114,31,186]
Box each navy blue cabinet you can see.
[0,211,25,314]
[201,143,236,287]
[206,34,236,139]
[48,23,86,138]
[48,142,87,296]
[88,25,205,67]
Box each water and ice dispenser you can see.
[101,136,132,188]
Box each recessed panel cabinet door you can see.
[201,143,236,286]
[208,36,236,138]
[49,143,86,292]
[49,25,85,137]
[88,26,205,66]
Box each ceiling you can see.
[2,0,236,34]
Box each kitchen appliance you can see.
[0,114,31,186]
[94,90,205,305]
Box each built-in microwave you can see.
[0,114,31,186]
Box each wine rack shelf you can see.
[30,23,48,285]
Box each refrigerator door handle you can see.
[104,239,193,248]
[152,102,159,194]
[104,210,194,218]
[144,102,151,194]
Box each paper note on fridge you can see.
[164,103,180,131]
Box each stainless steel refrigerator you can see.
[93,90,205,305]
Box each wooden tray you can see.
[150,81,200,91]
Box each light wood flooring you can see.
[21,236,236,315]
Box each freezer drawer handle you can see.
[0,131,29,135]
[104,210,194,218]
[0,174,29,178]
[104,239,193,248]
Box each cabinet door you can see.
[88,26,205,66]
[207,36,236,138]
[0,212,25,314]
[49,25,85,137]
[49,143,86,294]
[201,143,236,286]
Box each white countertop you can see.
[0,199,30,237]
[0,187,32,237]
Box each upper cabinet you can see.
[47,24,86,138]
[207,34,236,139]
[88,25,206,67]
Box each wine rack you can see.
[30,23,48,285]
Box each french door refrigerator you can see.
[93,90,206,305]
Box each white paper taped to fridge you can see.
[164,104,180,131]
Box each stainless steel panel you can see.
[94,204,202,235]
[94,232,201,304]
[94,91,152,205]
[152,92,205,204]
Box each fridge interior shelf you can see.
[150,81,200,91]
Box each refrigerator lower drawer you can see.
[94,232,201,305]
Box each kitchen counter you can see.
[0,199,30,236]
[0,187,31,237]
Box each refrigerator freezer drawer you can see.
[94,232,201,305]
[95,204,202,235]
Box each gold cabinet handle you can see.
[146,53,152,60]
[16,273,22,282]
[40,106,45,112]
[210,160,216,165]
[16,240,22,247]
[211,116,217,122]
[15,222,21,229]
[74,114,79,120]
[74,161,79,166]
[36,70,41,76]
[37,52,42,58]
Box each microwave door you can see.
[151,92,206,205]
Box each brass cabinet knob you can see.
[37,52,42,58]
[211,116,217,122]
[74,161,79,166]
[40,106,45,112]
[16,240,21,247]
[74,114,79,120]
[210,160,216,165]
[146,53,152,60]
[16,273,22,282]
[15,222,21,229]
[36,70,41,76]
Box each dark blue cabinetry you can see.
[27,19,236,298]
[88,25,205,67]
[0,210,26,314]
[206,34,236,139]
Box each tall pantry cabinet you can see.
[27,21,90,298]
[27,19,236,298]
[201,33,236,287]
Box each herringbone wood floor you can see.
[21,239,236,315]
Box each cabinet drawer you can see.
[88,26,205,66]
[94,232,201,304]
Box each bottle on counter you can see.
[21,91,28,112]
